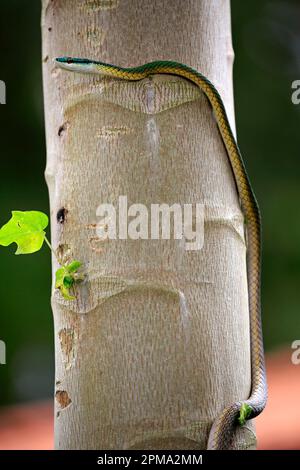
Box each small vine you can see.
[0,210,84,300]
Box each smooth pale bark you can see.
[42,0,256,449]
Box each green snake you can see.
[55,57,267,450]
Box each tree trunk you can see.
[42,0,256,450]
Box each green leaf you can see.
[55,260,83,301]
[66,260,82,273]
[238,403,252,426]
[55,267,67,288]
[61,285,75,301]
[0,211,48,254]
[55,266,75,300]
[63,275,74,288]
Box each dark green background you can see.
[0,1,299,405]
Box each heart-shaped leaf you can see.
[0,211,48,254]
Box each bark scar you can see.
[55,390,72,409]
[59,327,77,370]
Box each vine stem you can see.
[44,235,61,264]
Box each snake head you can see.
[55,57,99,74]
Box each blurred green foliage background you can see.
[0,0,299,406]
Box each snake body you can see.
[56,58,267,449]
